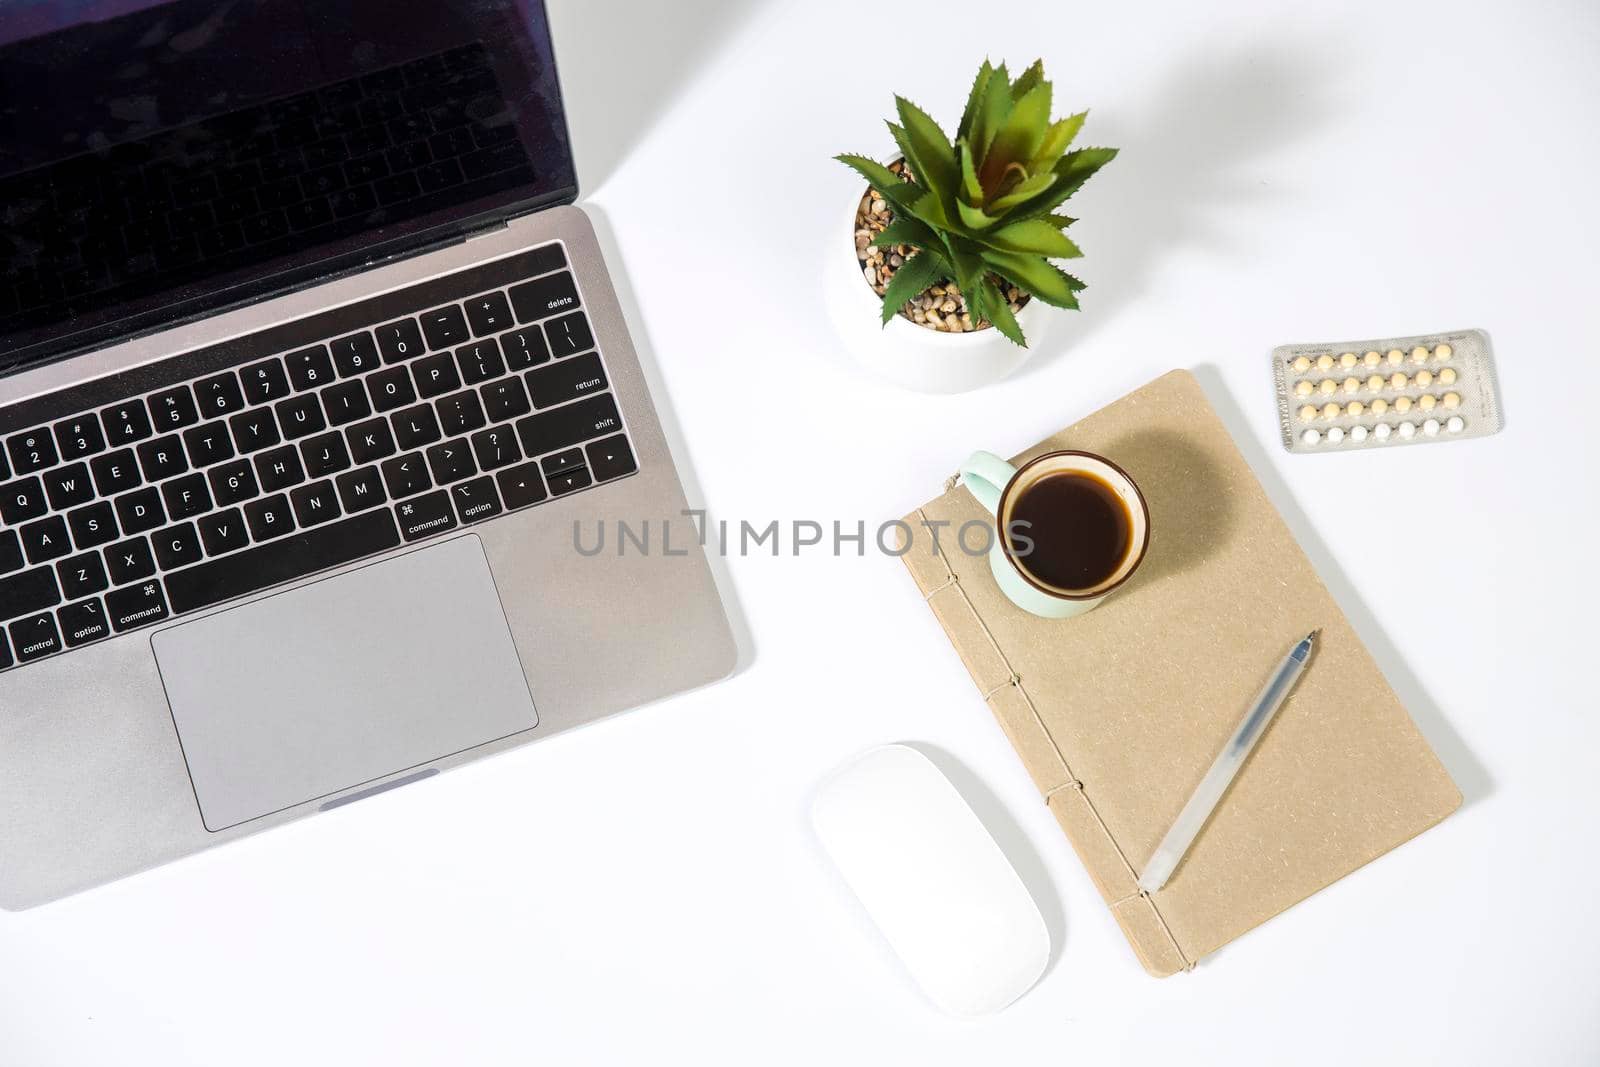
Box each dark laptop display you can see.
[0,0,577,375]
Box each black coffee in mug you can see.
[1006,470,1136,592]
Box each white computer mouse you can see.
[811,744,1051,1016]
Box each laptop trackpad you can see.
[153,536,537,831]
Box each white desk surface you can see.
[4,2,1597,1064]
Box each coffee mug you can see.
[960,449,1151,619]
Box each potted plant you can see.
[827,60,1117,393]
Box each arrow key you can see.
[585,434,637,482]
[494,461,547,511]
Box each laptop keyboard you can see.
[0,243,636,672]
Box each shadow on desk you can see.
[1192,363,1492,809]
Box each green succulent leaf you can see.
[981,84,1052,188]
[957,140,984,205]
[968,62,1012,164]
[976,218,1083,258]
[878,251,945,325]
[957,61,995,143]
[1010,59,1046,101]
[1029,111,1086,171]
[903,186,955,232]
[870,216,937,249]
[893,97,958,204]
[835,153,923,209]
[978,276,1027,347]
[980,249,1082,309]
[985,171,1056,214]
[956,198,999,230]
[1011,146,1119,219]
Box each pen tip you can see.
[1306,629,1321,644]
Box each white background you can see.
[4,1,1597,1064]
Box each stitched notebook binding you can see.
[913,504,1195,974]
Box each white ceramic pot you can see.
[824,190,1047,394]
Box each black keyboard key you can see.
[183,422,235,467]
[412,351,461,398]
[195,372,246,418]
[102,401,154,445]
[230,408,281,453]
[420,304,469,349]
[208,458,259,506]
[44,462,94,510]
[322,379,372,426]
[9,612,62,661]
[6,428,58,474]
[391,404,442,450]
[54,416,106,460]
[301,432,351,477]
[275,393,327,439]
[241,358,290,404]
[286,345,336,391]
[255,445,306,493]
[526,352,608,410]
[153,522,204,570]
[425,439,476,484]
[166,509,400,614]
[499,326,550,370]
[57,552,109,600]
[547,467,592,496]
[396,490,457,542]
[377,317,425,362]
[67,501,118,550]
[465,291,513,336]
[114,487,166,535]
[540,448,585,478]
[481,377,531,422]
[336,466,388,512]
[290,480,342,527]
[105,537,157,585]
[346,418,398,464]
[59,598,110,647]
[148,385,200,430]
[469,426,520,471]
[1,476,47,524]
[198,508,250,555]
[451,476,503,524]
[106,581,169,632]
[0,566,62,621]
[544,311,595,359]
[586,434,638,482]
[516,393,622,456]
[245,494,296,541]
[91,448,142,496]
[495,461,547,511]
[137,434,189,481]
[368,366,417,412]
[509,271,580,322]
[0,631,9,669]
[0,530,20,573]
[435,390,486,435]
[381,452,431,498]
[21,515,71,564]
[330,332,381,377]
[162,472,213,520]
[455,338,504,385]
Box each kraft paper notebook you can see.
[899,369,1461,977]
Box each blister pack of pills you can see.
[1272,329,1503,453]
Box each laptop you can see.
[0,0,736,907]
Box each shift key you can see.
[516,393,622,457]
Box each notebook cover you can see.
[899,369,1461,976]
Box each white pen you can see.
[1138,630,1320,894]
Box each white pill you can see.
[1447,415,1465,433]
[1423,418,1441,436]
[1299,404,1319,422]
[1434,343,1453,361]
[1442,391,1461,409]
[1411,346,1430,364]
[1316,354,1335,371]
[1302,428,1321,445]
[1363,351,1382,367]
[1394,395,1413,413]
[1398,421,1417,439]
[1339,352,1358,369]
[1386,349,1405,366]
[1415,369,1433,387]
[1370,397,1389,415]
[1350,424,1369,442]
[1438,367,1457,385]
[1328,426,1345,444]
[1292,355,1312,373]
[1295,379,1314,396]
[1374,422,1392,441]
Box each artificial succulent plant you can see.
[837,59,1117,346]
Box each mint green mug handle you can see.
[960,451,1018,517]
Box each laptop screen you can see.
[0,0,577,376]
